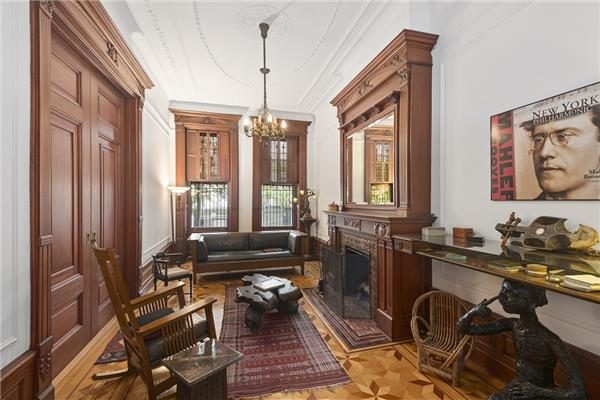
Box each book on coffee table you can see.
[253,278,285,292]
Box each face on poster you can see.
[491,82,600,201]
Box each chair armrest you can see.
[130,281,186,309]
[188,236,208,263]
[137,296,218,337]
[288,230,307,255]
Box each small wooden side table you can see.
[162,339,242,400]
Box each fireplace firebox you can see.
[321,246,371,319]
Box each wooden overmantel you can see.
[331,29,438,217]
[324,29,438,341]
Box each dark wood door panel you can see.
[90,74,124,333]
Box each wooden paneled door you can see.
[49,33,124,375]
[90,74,125,332]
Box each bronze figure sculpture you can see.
[457,280,587,400]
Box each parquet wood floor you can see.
[54,262,499,399]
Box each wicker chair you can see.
[410,291,476,386]
[92,247,217,400]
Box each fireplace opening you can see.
[321,245,371,319]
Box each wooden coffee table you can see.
[162,339,242,400]
[235,274,303,332]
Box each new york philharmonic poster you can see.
[491,82,600,200]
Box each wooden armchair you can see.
[152,251,193,300]
[410,291,476,386]
[92,247,217,400]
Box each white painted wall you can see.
[141,88,174,266]
[311,1,412,240]
[309,0,600,355]
[0,1,31,368]
[429,1,600,355]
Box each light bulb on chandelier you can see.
[243,22,286,144]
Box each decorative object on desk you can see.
[490,81,600,201]
[453,227,474,238]
[411,291,476,386]
[296,188,316,219]
[295,188,318,259]
[496,214,600,254]
[561,274,600,292]
[488,260,524,272]
[467,235,485,245]
[221,284,350,397]
[526,263,548,277]
[447,252,468,261]
[422,226,446,237]
[457,279,587,400]
[327,201,338,211]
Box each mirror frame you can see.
[342,100,399,211]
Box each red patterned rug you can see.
[95,331,127,364]
[220,285,350,398]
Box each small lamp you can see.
[168,186,190,250]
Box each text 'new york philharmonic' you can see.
[531,95,599,126]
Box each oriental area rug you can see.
[302,288,392,352]
[220,285,350,398]
[95,331,127,364]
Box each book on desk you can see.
[253,278,285,292]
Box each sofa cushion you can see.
[206,249,293,262]
[248,232,289,250]
[202,232,249,251]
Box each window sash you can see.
[261,184,295,228]
[190,183,229,228]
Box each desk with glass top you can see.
[392,234,600,304]
[162,339,242,400]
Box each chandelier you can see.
[243,22,286,142]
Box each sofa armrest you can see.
[288,230,307,255]
[188,236,208,262]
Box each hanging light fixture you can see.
[243,22,287,143]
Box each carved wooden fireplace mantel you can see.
[325,211,435,340]
[325,29,439,341]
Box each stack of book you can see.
[561,275,600,292]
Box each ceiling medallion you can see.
[243,23,287,143]
[236,5,290,41]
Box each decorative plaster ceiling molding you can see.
[304,1,394,113]
[192,1,340,88]
[169,100,249,117]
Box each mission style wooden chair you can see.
[93,247,217,400]
[410,290,476,386]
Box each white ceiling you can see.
[105,1,389,114]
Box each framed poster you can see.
[491,82,600,200]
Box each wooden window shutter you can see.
[186,129,201,181]
[218,131,230,181]
[261,141,271,184]
[286,136,298,184]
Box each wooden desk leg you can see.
[177,369,227,400]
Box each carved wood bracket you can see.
[106,41,119,65]
[374,222,390,238]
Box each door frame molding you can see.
[27,1,153,398]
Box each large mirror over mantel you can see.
[345,112,395,205]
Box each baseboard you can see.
[0,350,36,400]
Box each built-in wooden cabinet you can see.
[327,29,438,340]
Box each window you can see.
[190,183,228,228]
[261,184,294,227]
[252,121,309,231]
[174,109,240,234]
